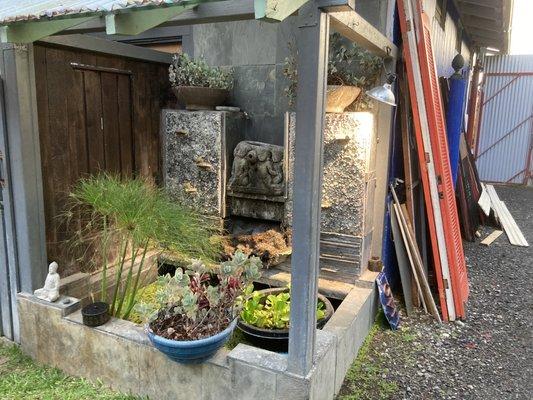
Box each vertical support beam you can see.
[287,2,329,376]
[0,45,47,301]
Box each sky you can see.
[510,0,533,54]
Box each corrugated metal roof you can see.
[0,1,188,24]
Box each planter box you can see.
[17,272,378,400]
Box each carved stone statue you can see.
[34,262,60,302]
[228,141,285,196]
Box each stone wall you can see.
[17,276,377,400]
[189,1,391,146]
[162,110,245,217]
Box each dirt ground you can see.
[338,185,533,400]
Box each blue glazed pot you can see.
[147,319,237,364]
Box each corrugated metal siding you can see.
[476,55,533,184]
[0,0,187,24]
[424,0,471,77]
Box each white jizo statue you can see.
[34,262,60,302]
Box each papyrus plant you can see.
[66,174,220,320]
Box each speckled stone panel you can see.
[285,112,373,236]
[163,110,223,216]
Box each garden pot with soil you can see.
[172,86,229,110]
[326,85,362,113]
[147,319,237,364]
[237,287,334,352]
[81,302,110,327]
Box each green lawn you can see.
[0,342,139,400]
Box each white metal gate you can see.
[476,55,533,185]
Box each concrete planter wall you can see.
[17,272,377,400]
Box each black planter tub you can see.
[81,302,110,327]
[237,288,334,352]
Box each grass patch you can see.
[0,342,141,400]
[336,311,399,400]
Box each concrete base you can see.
[17,278,377,400]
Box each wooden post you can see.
[287,2,329,376]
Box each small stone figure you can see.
[34,262,60,302]
[229,142,252,187]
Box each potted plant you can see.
[134,251,262,364]
[67,174,219,326]
[237,287,334,351]
[169,53,234,110]
[283,33,383,112]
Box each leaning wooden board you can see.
[485,185,528,247]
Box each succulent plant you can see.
[135,250,262,341]
[168,53,234,90]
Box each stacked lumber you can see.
[483,184,528,247]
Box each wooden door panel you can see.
[117,74,134,175]
[83,70,105,174]
[101,72,121,174]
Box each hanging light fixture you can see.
[366,73,397,106]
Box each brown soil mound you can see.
[223,229,292,268]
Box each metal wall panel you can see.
[477,55,533,184]
[424,0,471,77]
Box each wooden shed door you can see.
[75,65,134,176]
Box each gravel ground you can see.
[338,185,533,400]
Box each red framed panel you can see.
[412,1,469,318]
[396,0,449,320]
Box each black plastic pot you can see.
[82,302,110,327]
[237,288,334,352]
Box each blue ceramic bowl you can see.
[147,319,237,364]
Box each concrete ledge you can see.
[17,280,377,400]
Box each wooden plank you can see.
[391,185,441,322]
[117,74,134,176]
[105,3,197,36]
[500,201,529,247]
[40,34,171,65]
[45,47,71,260]
[254,0,309,21]
[480,230,503,246]
[329,10,398,58]
[0,17,97,43]
[83,70,105,173]
[62,0,256,34]
[101,72,121,174]
[486,185,529,246]
[390,204,415,315]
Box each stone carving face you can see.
[228,140,285,196]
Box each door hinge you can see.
[424,152,431,163]
[100,117,104,131]
[443,279,449,289]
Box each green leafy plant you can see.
[283,32,383,109]
[240,288,325,329]
[134,251,262,341]
[168,53,233,90]
[66,174,220,320]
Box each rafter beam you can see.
[254,0,309,22]
[329,11,398,58]
[106,1,210,35]
[61,0,255,35]
[0,16,97,43]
